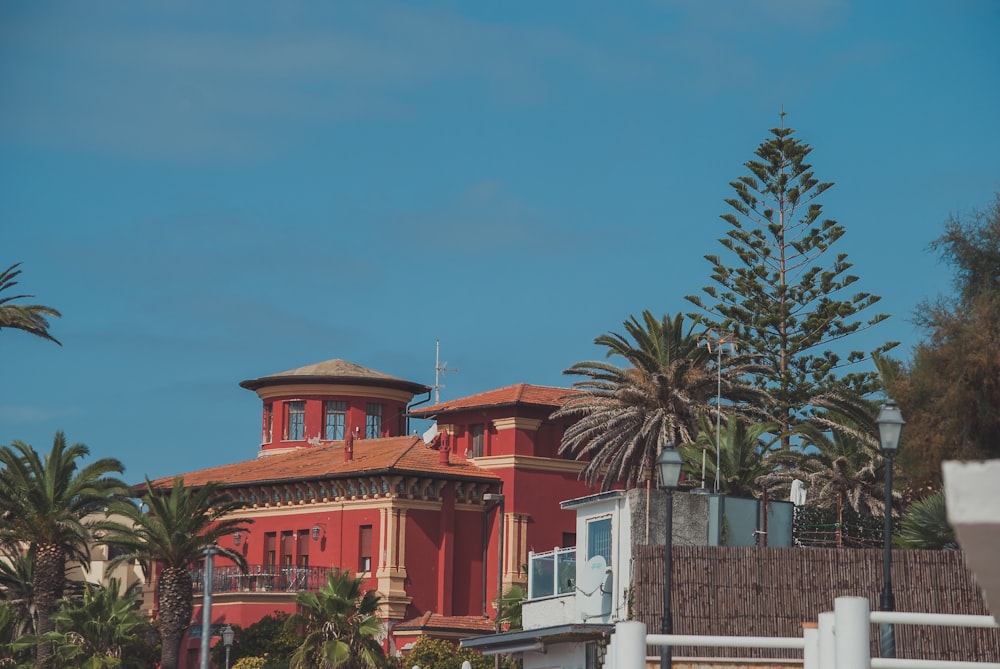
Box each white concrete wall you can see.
[522,594,577,629]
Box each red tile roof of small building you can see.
[394,611,496,634]
[145,436,498,490]
[239,358,430,394]
[409,384,577,418]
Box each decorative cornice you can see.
[470,454,586,474]
[253,383,414,403]
[491,417,543,432]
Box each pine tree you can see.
[687,122,894,443]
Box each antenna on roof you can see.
[434,340,458,404]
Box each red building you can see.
[149,359,593,667]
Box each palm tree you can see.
[0,263,61,345]
[33,578,157,668]
[679,415,779,497]
[496,584,526,631]
[760,408,898,517]
[286,569,386,669]
[0,599,36,666]
[896,491,957,550]
[0,433,129,666]
[0,549,35,641]
[98,478,251,669]
[555,311,772,490]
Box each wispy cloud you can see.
[0,3,639,160]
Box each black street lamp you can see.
[656,441,683,669]
[876,399,905,658]
[221,625,235,669]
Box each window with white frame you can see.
[263,403,273,443]
[285,401,305,440]
[587,516,612,567]
[324,401,347,440]
[365,403,382,438]
[471,423,485,457]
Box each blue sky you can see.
[2,1,998,483]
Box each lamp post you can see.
[221,624,235,669]
[876,399,905,659]
[199,545,218,669]
[483,493,505,669]
[656,441,683,669]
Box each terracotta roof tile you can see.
[409,384,577,417]
[394,612,496,633]
[145,436,498,489]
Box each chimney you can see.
[439,432,450,466]
[345,432,354,462]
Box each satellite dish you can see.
[576,555,611,596]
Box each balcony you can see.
[527,547,576,600]
[191,564,333,594]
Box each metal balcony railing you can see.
[191,564,332,594]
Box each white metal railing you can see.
[613,595,999,669]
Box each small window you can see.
[280,531,294,567]
[471,424,485,458]
[366,403,382,439]
[298,531,309,569]
[263,404,273,443]
[324,401,347,440]
[359,525,373,573]
[587,517,612,567]
[285,401,305,440]
[265,533,277,568]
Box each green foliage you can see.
[211,613,299,669]
[496,584,526,631]
[792,503,885,548]
[96,477,251,669]
[0,432,129,666]
[31,579,158,669]
[896,491,957,550]
[0,549,34,640]
[687,124,893,442]
[0,262,62,345]
[556,310,771,490]
[0,599,34,666]
[760,405,898,518]
[234,659,270,669]
[891,194,1000,488]
[405,637,491,669]
[678,414,779,496]
[286,569,387,669]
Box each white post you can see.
[817,612,835,669]
[835,596,871,669]
[802,623,819,669]
[615,621,647,669]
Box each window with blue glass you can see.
[285,401,305,440]
[366,403,382,438]
[587,517,612,567]
[324,401,347,440]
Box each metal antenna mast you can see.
[705,331,737,493]
[434,340,457,404]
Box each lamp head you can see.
[233,531,242,547]
[876,399,905,453]
[656,441,683,490]
[221,624,234,647]
[311,524,324,541]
